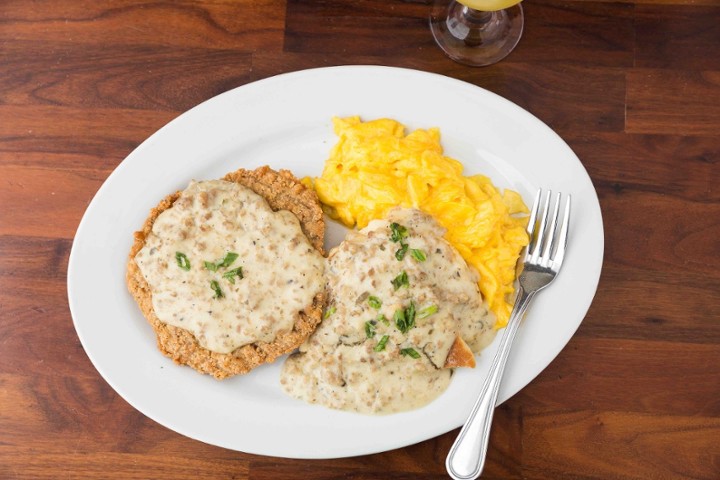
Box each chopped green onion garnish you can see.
[374,335,389,352]
[175,252,191,271]
[405,300,416,326]
[377,313,389,326]
[395,243,409,261]
[410,249,426,262]
[324,305,336,319]
[222,267,243,284]
[391,271,409,290]
[364,321,376,339]
[204,261,218,272]
[205,252,239,271]
[394,301,416,334]
[400,347,421,359]
[368,296,382,309]
[417,304,438,319]
[389,222,408,243]
[218,252,239,268]
[210,280,224,299]
[393,308,406,332]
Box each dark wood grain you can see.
[627,69,720,135]
[635,4,720,70]
[0,41,254,111]
[0,0,285,51]
[567,132,720,202]
[522,411,720,479]
[1,0,719,479]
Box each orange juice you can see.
[457,0,522,12]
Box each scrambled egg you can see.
[313,116,529,328]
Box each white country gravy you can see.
[135,180,325,354]
[281,208,496,414]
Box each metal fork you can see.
[446,189,571,480]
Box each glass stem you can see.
[462,6,493,24]
[447,4,499,46]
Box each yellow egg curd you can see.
[312,116,530,328]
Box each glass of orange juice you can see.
[430,0,523,66]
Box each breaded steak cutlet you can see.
[126,166,326,379]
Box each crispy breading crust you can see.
[444,336,476,369]
[126,166,326,380]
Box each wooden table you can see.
[2,1,719,478]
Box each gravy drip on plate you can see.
[281,208,496,414]
[135,180,325,354]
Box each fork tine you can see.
[540,192,562,265]
[526,189,542,238]
[552,195,571,268]
[524,189,542,261]
[530,190,552,261]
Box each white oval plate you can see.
[68,66,603,459]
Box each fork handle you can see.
[446,286,535,480]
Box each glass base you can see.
[430,0,524,67]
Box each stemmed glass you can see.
[430,0,524,67]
